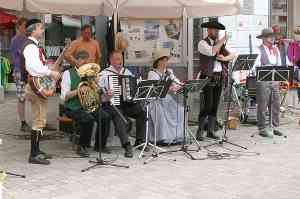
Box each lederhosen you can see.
[21,39,48,158]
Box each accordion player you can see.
[98,51,147,157]
[107,75,137,106]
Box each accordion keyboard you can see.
[108,75,121,106]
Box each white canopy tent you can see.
[0,0,241,79]
[0,0,240,18]
[0,0,113,16]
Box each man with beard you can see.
[196,20,235,141]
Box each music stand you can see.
[255,65,293,136]
[161,78,210,160]
[233,54,258,72]
[133,80,172,160]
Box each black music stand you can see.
[230,54,258,123]
[255,66,293,136]
[133,80,171,160]
[0,170,25,178]
[161,78,210,160]
[233,54,258,72]
[81,97,129,172]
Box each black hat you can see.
[26,19,42,28]
[201,21,225,30]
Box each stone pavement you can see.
[1,93,300,199]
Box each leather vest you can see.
[199,37,217,76]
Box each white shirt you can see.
[23,37,51,77]
[60,70,71,101]
[252,44,282,75]
[98,65,134,102]
[198,37,223,72]
[147,68,182,85]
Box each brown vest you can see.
[199,37,217,76]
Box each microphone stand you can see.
[203,58,248,150]
[0,170,25,178]
[81,85,129,172]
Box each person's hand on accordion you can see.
[50,70,61,81]
[106,89,114,99]
[169,84,182,92]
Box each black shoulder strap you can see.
[105,67,127,75]
[105,68,119,75]
[204,37,213,46]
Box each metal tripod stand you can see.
[203,75,248,150]
[161,80,210,160]
[143,100,176,164]
[81,108,129,172]
[0,170,25,178]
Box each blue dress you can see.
[147,69,184,144]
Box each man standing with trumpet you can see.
[196,20,236,141]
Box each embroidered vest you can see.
[20,38,46,82]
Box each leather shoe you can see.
[124,144,133,158]
[273,129,283,136]
[196,129,206,141]
[38,151,53,159]
[94,147,112,154]
[207,132,220,140]
[259,129,273,138]
[76,146,90,157]
[134,141,150,152]
[20,122,31,132]
[29,154,50,165]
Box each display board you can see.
[120,18,183,65]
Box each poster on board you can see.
[121,19,183,65]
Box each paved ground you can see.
[1,93,300,199]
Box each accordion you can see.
[108,75,137,105]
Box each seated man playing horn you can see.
[60,52,111,157]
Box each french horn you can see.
[76,63,101,113]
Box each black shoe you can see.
[102,147,112,154]
[134,141,150,152]
[76,146,90,157]
[196,129,205,141]
[20,122,31,132]
[28,154,51,165]
[273,130,283,136]
[43,124,57,131]
[207,132,220,140]
[94,147,112,154]
[124,144,133,158]
[38,151,53,159]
